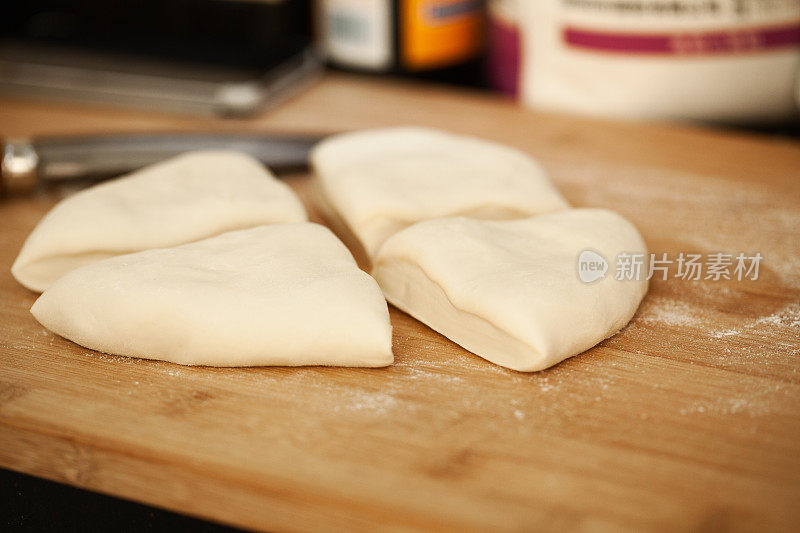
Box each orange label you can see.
[401,0,483,70]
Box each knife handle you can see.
[1,140,40,197]
[1,132,324,197]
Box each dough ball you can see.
[32,223,393,367]
[372,209,648,372]
[311,127,569,260]
[13,150,307,292]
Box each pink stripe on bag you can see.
[564,24,800,55]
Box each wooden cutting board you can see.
[1,75,799,532]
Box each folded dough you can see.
[372,209,648,372]
[31,223,393,367]
[311,127,569,260]
[13,150,307,292]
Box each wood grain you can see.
[1,74,799,532]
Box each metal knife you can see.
[0,132,325,196]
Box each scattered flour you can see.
[755,303,800,328]
[343,391,397,415]
[711,328,741,338]
[708,302,800,339]
[637,296,701,327]
[403,367,464,383]
[678,383,788,418]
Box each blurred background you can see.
[1,1,799,129]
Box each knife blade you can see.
[1,132,325,196]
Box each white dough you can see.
[311,127,569,259]
[12,150,307,292]
[372,209,648,372]
[31,224,393,367]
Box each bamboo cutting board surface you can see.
[1,75,799,532]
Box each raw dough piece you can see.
[32,223,393,367]
[311,127,569,260]
[13,150,307,292]
[372,209,648,372]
